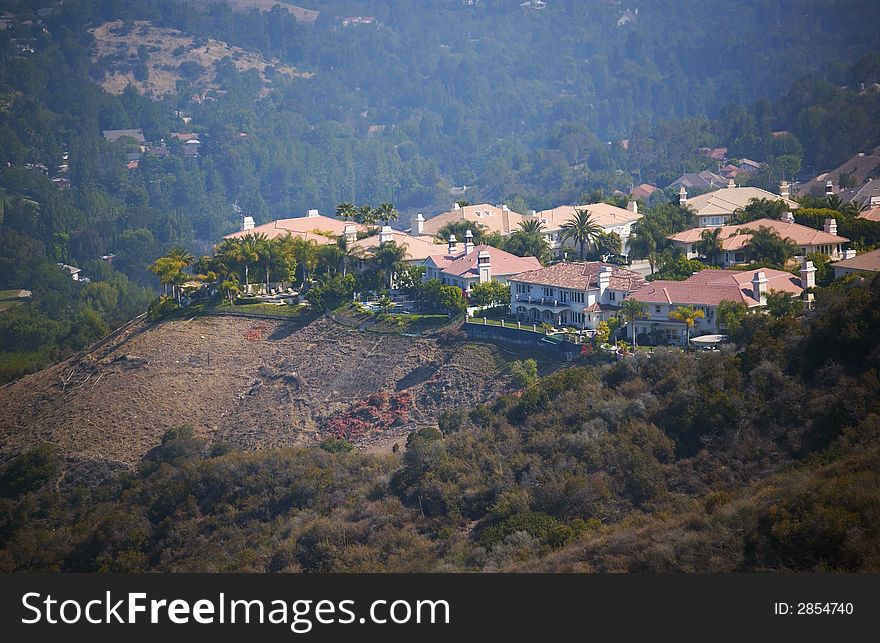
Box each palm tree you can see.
[336,202,357,221]
[337,236,366,278]
[505,227,551,264]
[293,237,318,288]
[669,305,705,348]
[695,228,724,266]
[148,256,180,296]
[619,297,648,349]
[254,234,274,292]
[560,208,603,260]
[233,233,261,292]
[628,218,661,274]
[355,204,378,226]
[373,241,408,290]
[149,246,193,302]
[375,202,399,225]
[744,226,797,268]
[220,273,240,305]
[518,219,546,234]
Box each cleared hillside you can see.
[0,315,526,466]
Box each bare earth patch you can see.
[90,20,311,97]
[0,315,525,466]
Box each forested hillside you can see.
[2,270,879,572]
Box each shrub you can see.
[0,445,58,496]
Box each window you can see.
[543,287,555,298]
[608,291,616,302]
[655,305,661,314]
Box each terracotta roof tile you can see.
[509,261,646,291]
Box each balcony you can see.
[514,294,572,309]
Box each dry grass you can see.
[225,0,320,23]
[89,20,311,97]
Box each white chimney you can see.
[779,180,790,199]
[501,204,510,212]
[628,200,638,214]
[598,265,612,296]
[464,229,474,255]
[453,202,461,210]
[823,218,838,236]
[477,250,491,283]
[379,225,393,244]
[825,180,834,196]
[529,209,537,216]
[448,234,458,255]
[752,271,769,306]
[783,211,795,223]
[800,260,816,291]
[241,216,255,232]
[307,209,320,218]
[344,224,357,243]
[414,212,425,235]
[727,178,736,189]
[678,185,688,205]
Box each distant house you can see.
[629,267,809,344]
[102,129,145,144]
[797,145,880,197]
[351,226,441,264]
[424,240,541,292]
[666,170,729,192]
[617,8,638,25]
[839,179,880,209]
[668,217,849,265]
[508,261,645,329]
[341,16,376,26]
[832,248,880,279]
[737,158,762,174]
[531,202,642,255]
[629,183,659,201]
[700,147,728,162]
[223,210,368,244]
[57,263,81,281]
[859,206,880,222]
[420,203,529,238]
[678,181,799,228]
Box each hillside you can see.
[0,314,525,465]
[89,20,310,97]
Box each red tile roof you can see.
[427,244,541,278]
[509,261,646,292]
[224,215,367,241]
[668,218,849,250]
[630,269,802,307]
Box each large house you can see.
[424,237,541,292]
[668,217,849,266]
[508,262,646,329]
[797,145,880,197]
[832,248,880,279]
[351,226,441,264]
[667,170,728,192]
[628,266,811,345]
[679,181,799,228]
[530,202,642,255]
[839,179,880,209]
[223,210,369,244]
[416,203,528,237]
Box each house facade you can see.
[679,182,799,228]
[530,202,643,256]
[507,262,645,329]
[668,217,849,266]
[423,238,541,292]
[832,248,880,279]
[628,267,810,345]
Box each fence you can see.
[463,319,583,361]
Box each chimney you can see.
[241,216,255,232]
[379,225,393,244]
[453,202,461,210]
[800,260,816,291]
[477,250,492,283]
[825,180,834,196]
[779,180,789,199]
[414,212,425,235]
[343,224,357,244]
[502,204,510,212]
[678,185,688,205]
[307,208,320,218]
[447,234,458,255]
[464,229,474,255]
[727,178,736,189]
[823,217,838,236]
[783,211,795,223]
[529,209,537,216]
[628,199,638,214]
[751,271,769,306]
[598,265,612,296]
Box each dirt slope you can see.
[0,315,520,465]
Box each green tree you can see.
[373,241,408,290]
[559,208,602,260]
[695,228,724,266]
[744,226,797,268]
[509,358,538,388]
[470,281,510,307]
[730,198,788,224]
[717,299,748,333]
[375,202,399,225]
[335,202,357,221]
[668,305,705,347]
[619,297,648,348]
